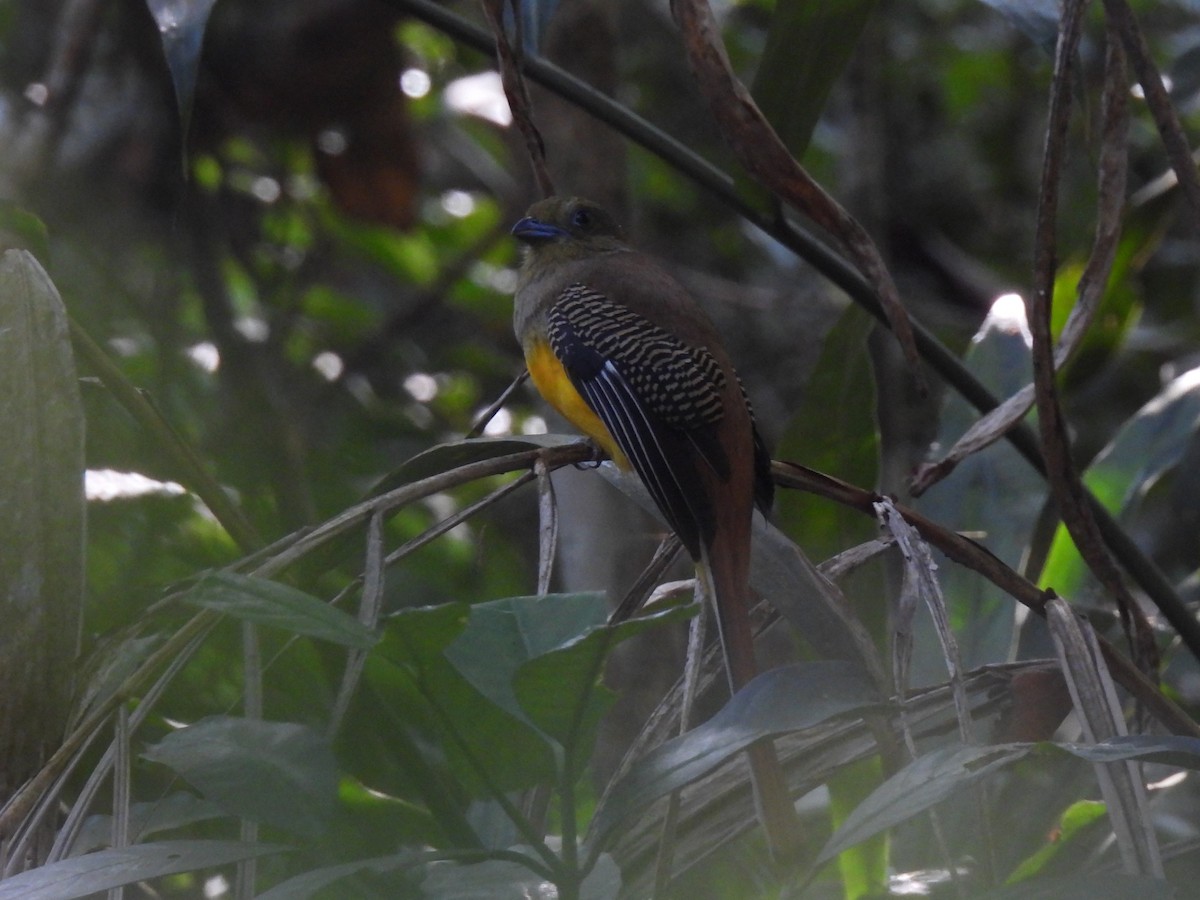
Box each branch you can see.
[388,0,1200,661]
[772,461,1199,739]
[669,0,923,390]
[1030,0,1157,672]
[1103,0,1200,225]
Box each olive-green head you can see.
[511,196,627,261]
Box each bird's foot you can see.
[573,439,607,470]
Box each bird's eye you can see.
[571,208,592,229]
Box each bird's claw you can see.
[573,439,606,470]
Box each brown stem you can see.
[669,0,923,390]
[1029,0,1158,674]
[772,461,1198,739]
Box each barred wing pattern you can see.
[546,283,731,558]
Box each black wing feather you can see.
[547,284,729,558]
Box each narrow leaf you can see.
[590,662,879,851]
[370,434,583,497]
[145,0,218,134]
[254,851,420,900]
[752,0,878,157]
[1059,734,1200,768]
[183,571,377,649]
[817,743,1032,864]
[72,793,224,855]
[1005,799,1107,882]
[0,840,284,900]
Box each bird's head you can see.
[512,197,627,260]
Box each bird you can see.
[510,195,800,859]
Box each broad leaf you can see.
[512,598,695,760]
[0,250,85,791]
[776,305,879,565]
[442,593,610,729]
[142,717,339,839]
[183,571,377,649]
[375,603,557,794]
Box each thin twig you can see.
[1103,0,1200,224]
[669,0,923,390]
[1029,0,1157,673]
[912,28,1130,497]
[608,535,684,624]
[468,370,530,439]
[771,461,1199,738]
[329,511,388,737]
[69,316,262,553]
[480,0,555,196]
[535,456,557,594]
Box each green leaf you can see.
[145,0,218,135]
[0,840,285,900]
[0,250,85,787]
[916,304,1044,677]
[376,603,558,794]
[776,305,879,561]
[752,0,878,158]
[590,661,879,852]
[827,757,888,900]
[442,593,694,780]
[142,716,339,839]
[1005,799,1107,883]
[1039,368,1200,598]
[73,792,224,854]
[817,743,1033,864]
[1058,733,1200,768]
[442,593,609,730]
[183,571,378,649]
[512,599,696,756]
[253,851,421,900]
[0,201,50,259]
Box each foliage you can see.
[3,0,1200,898]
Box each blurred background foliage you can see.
[4,0,1200,897]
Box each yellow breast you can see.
[525,338,630,469]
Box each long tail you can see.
[697,541,803,862]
